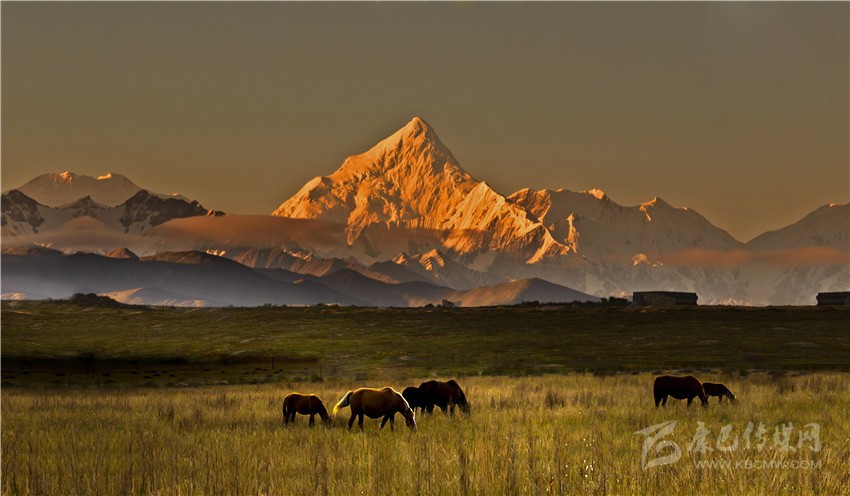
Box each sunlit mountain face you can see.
[2,118,848,306]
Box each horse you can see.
[702,382,736,403]
[653,375,708,407]
[418,379,470,415]
[333,387,416,431]
[402,386,430,413]
[282,393,331,426]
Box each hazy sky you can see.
[2,2,848,242]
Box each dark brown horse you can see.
[402,386,430,413]
[333,387,416,431]
[702,382,736,403]
[653,375,708,407]
[282,393,330,426]
[417,379,470,415]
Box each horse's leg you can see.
[358,413,364,431]
[719,395,724,403]
[661,395,668,407]
[687,396,693,407]
[389,414,395,431]
[380,416,390,429]
[348,412,356,431]
[309,414,315,426]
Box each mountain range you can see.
[1,246,599,307]
[2,117,847,306]
[15,171,145,207]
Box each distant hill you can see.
[1,249,364,307]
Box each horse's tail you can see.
[282,395,290,419]
[333,391,353,415]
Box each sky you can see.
[2,2,848,243]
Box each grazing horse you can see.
[418,379,470,415]
[282,393,331,426]
[653,375,708,408]
[402,386,430,413]
[702,382,736,403]
[333,387,416,431]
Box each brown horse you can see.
[333,387,416,431]
[402,386,430,413]
[702,382,736,403]
[653,375,708,407]
[417,379,470,415]
[282,393,331,426]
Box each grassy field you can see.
[2,302,849,388]
[2,373,848,495]
[2,302,849,494]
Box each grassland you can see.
[3,373,848,495]
[2,301,849,495]
[2,302,849,387]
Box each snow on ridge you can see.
[581,188,606,200]
[15,171,143,207]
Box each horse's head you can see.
[699,384,709,407]
[456,389,471,415]
[318,403,332,423]
[399,396,417,430]
[728,392,736,402]
[391,390,417,430]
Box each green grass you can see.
[2,302,849,387]
[3,301,848,494]
[3,373,848,495]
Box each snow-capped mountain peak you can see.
[272,117,476,236]
[325,116,465,183]
[747,202,849,251]
[273,117,571,264]
[11,171,142,207]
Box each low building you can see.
[816,292,850,306]
[632,291,698,306]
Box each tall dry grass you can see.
[2,373,848,495]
